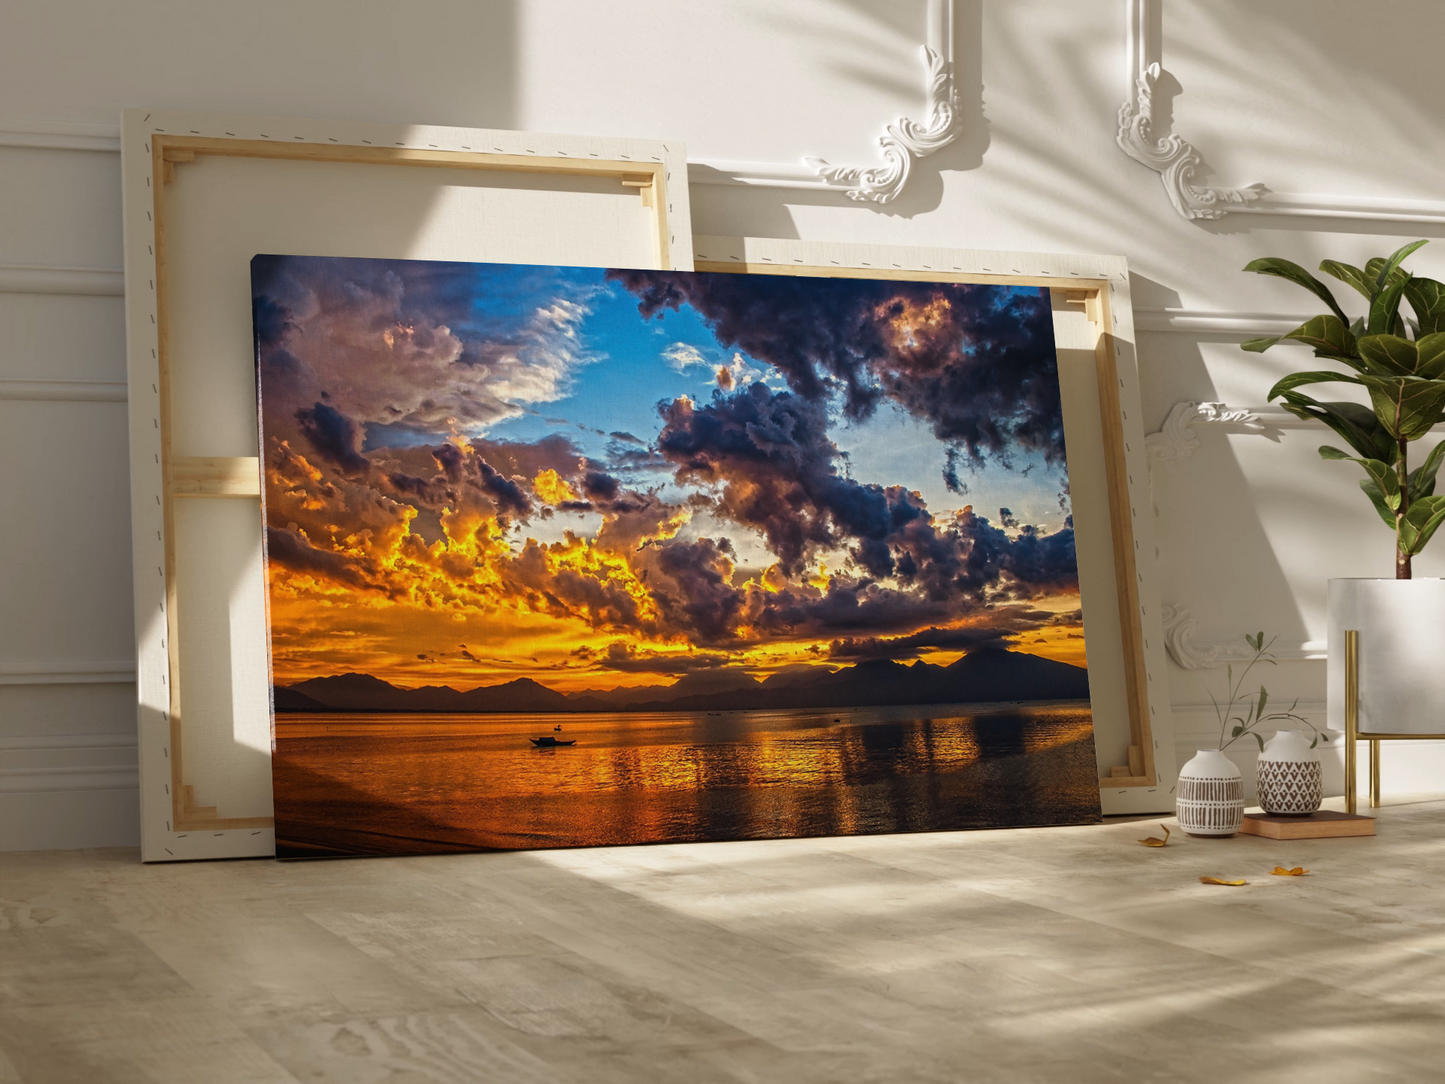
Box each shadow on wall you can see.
[1156,0,1445,239]
[689,0,986,234]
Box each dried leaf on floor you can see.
[1199,876,1249,886]
[1138,825,1171,847]
[1271,866,1309,876]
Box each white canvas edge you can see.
[121,108,694,861]
[693,235,1176,816]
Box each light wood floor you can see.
[3,796,1444,1082]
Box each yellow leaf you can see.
[1199,876,1249,886]
[1138,824,1171,847]
[1271,866,1309,876]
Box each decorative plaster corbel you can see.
[1117,0,1264,220]
[1161,606,1325,669]
[1146,401,1321,462]
[1160,605,1222,669]
[804,43,959,204]
[1146,402,1263,462]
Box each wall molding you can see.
[0,663,137,686]
[1161,605,1325,669]
[0,120,121,153]
[1145,401,1311,462]
[689,0,958,204]
[1116,0,1263,220]
[0,734,138,795]
[0,378,127,403]
[0,264,124,296]
[1132,308,1315,336]
[1118,0,1445,225]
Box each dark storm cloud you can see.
[265,526,377,592]
[827,612,1058,661]
[656,383,926,576]
[596,642,733,674]
[609,269,1064,466]
[473,458,532,518]
[649,383,1076,641]
[582,471,620,501]
[637,537,743,644]
[387,471,434,497]
[295,401,370,475]
[431,443,464,482]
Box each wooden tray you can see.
[1239,811,1375,839]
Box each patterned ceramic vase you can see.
[1176,749,1244,837]
[1256,729,1323,816]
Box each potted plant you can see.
[1242,240,1445,745]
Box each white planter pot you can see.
[1256,729,1323,815]
[1328,578,1445,736]
[1176,749,1244,837]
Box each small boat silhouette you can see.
[530,735,576,748]
[553,724,563,731]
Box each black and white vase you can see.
[1256,729,1323,816]
[1176,749,1244,837]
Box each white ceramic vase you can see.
[1256,729,1323,816]
[1176,749,1244,837]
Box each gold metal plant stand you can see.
[1344,627,1438,815]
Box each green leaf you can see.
[1405,278,1445,336]
[1319,450,1400,508]
[1360,478,1399,528]
[1258,687,1269,717]
[1244,257,1350,325]
[1283,314,1357,360]
[1356,375,1445,441]
[1368,279,1410,336]
[1366,256,1417,292]
[1409,440,1445,500]
[1268,371,1363,399]
[1231,725,1244,737]
[1400,495,1445,556]
[1358,335,1419,376]
[1373,239,1429,292]
[1242,336,1283,353]
[1254,732,1265,752]
[1415,333,1445,379]
[1320,260,1376,300]
[1279,397,1397,462]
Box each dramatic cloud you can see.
[253,256,600,447]
[827,609,1061,661]
[654,383,1075,606]
[295,402,370,475]
[255,257,1084,690]
[595,642,734,674]
[610,269,1064,468]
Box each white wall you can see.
[5,0,1442,848]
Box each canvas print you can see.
[253,255,1100,858]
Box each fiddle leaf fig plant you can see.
[1244,240,1445,578]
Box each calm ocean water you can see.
[272,702,1100,857]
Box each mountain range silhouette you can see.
[274,648,1089,714]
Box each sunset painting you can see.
[254,255,1100,858]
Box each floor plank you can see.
[2,796,1443,1082]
